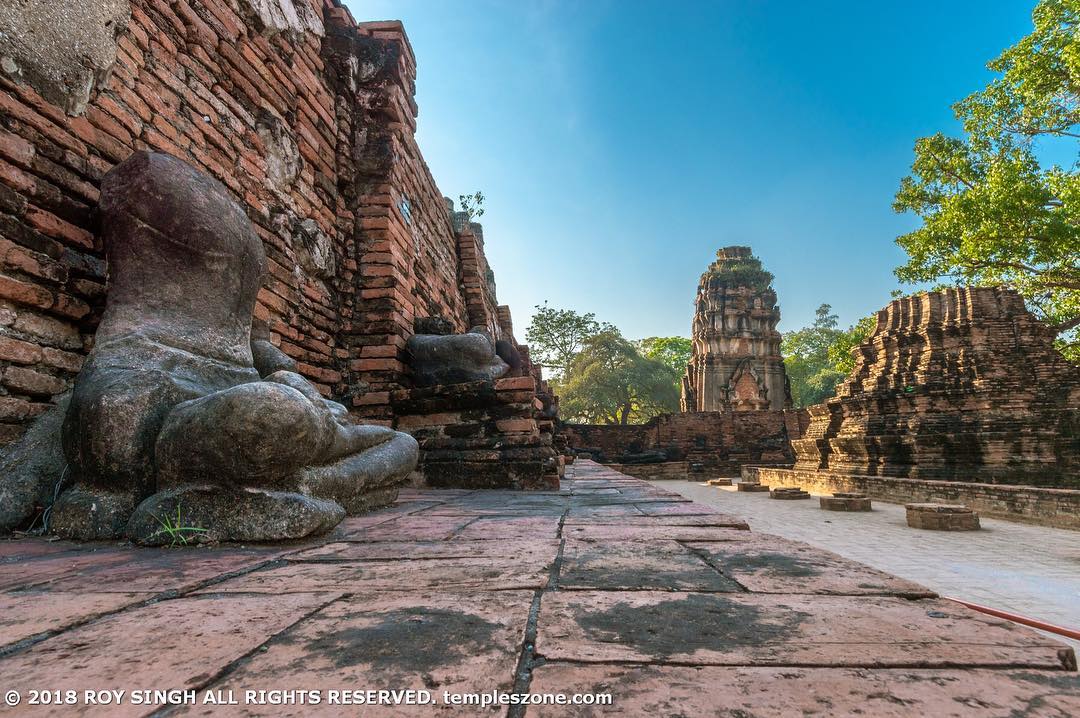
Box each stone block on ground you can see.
[906,503,980,531]
[820,493,873,511]
[770,487,810,500]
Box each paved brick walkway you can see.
[1,460,1077,716]
[659,479,1080,650]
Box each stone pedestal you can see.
[770,487,810,500]
[706,478,733,486]
[820,493,872,511]
[906,503,980,531]
[737,481,771,492]
[393,375,559,490]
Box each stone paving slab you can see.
[0,459,1076,717]
[451,516,562,541]
[336,516,473,542]
[201,556,553,593]
[291,538,560,562]
[529,664,1080,717]
[685,536,935,597]
[636,501,724,516]
[663,477,1080,649]
[33,547,287,594]
[1,593,336,717]
[559,539,743,592]
[561,524,752,542]
[176,591,534,718]
[536,590,1073,668]
[0,589,153,646]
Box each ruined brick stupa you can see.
[681,246,791,412]
[793,287,1080,487]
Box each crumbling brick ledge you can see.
[743,466,1080,530]
[0,460,1076,716]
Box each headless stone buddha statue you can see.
[50,151,418,544]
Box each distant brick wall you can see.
[744,466,1080,530]
[605,462,689,481]
[0,0,516,443]
[563,410,807,474]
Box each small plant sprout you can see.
[153,503,209,546]
[458,191,485,220]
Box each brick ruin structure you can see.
[562,410,807,478]
[791,287,1079,487]
[681,246,791,412]
[561,246,805,478]
[0,0,558,493]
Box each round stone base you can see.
[820,494,873,511]
[770,487,811,500]
[905,503,980,531]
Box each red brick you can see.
[0,128,35,167]
[2,366,67,396]
[0,274,53,310]
[23,206,94,250]
[0,335,43,364]
[41,346,83,373]
[496,376,537,392]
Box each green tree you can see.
[782,305,876,407]
[826,315,878,375]
[636,336,693,396]
[524,303,614,376]
[893,0,1080,360]
[458,191,485,220]
[561,330,680,424]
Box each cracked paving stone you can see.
[175,591,534,717]
[0,593,335,718]
[290,538,560,562]
[536,590,1075,669]
[200,556,553,593]
[559,539,743,592]
[685,535,935,597]
[528,664,1080,717]
[561,524,752,542]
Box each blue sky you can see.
[348,0,1036,338]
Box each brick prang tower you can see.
[681,246,791,413]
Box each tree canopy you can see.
[524,303,614,376]
[524,305,685,424]
[560,330,680,425]
[782,304,876,407]
[893,0,1079,360]
[636,336,692,376]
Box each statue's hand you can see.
[251,340,298,377]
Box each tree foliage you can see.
[524,303,614,376]
[893,0,1080,360]
[782,305,876,407]
[560,330,680,425]
[458,191,485,220]
[524,306,682,424]
[636,336,693,375]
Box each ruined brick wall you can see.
[563,409,807,473]
[792,287,1079,487]
[393,375,559,490]
[745,466,1080,530]
[0,0,519,444]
